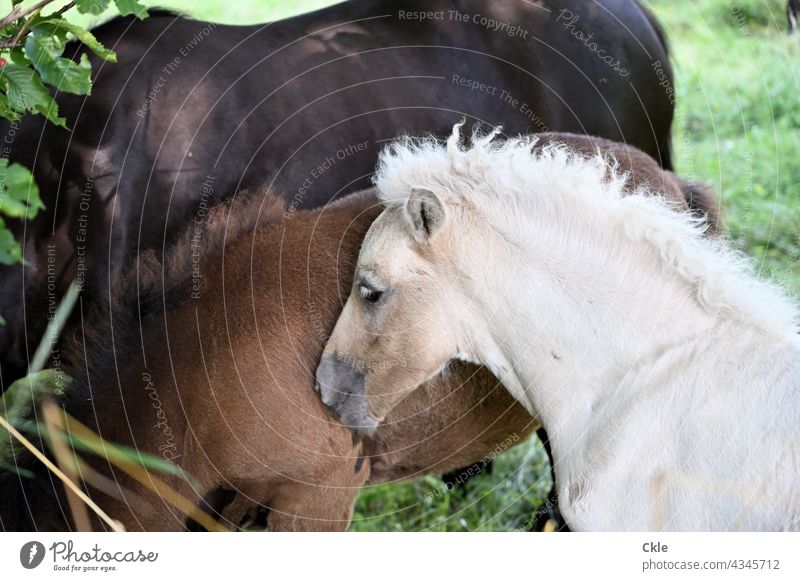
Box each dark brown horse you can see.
[0,133,716,531]
[0,0,677,387]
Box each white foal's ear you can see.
[404,187,447,243]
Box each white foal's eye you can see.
[358,284,383,303]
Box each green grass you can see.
[10,0,794,531]
[351,439,553,532]
[652,0,800,295]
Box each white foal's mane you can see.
[374,124,799,338]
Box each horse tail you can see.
[673,176,722,235]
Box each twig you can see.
[0,8,40,50]
[54,1,77,19]
[0,412,124,532]
[75,456,136,503]
[42,399,93,532]
[0,0,76,49]
[0,0,58,30]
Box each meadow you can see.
[20,0,797,531]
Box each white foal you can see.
[316,125,800,531]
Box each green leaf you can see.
[0,159,42,220]
[25,32,92,95]
[0,370,70,423]
[76,0,111,15]
[9,47,31,67]
[0,91,20,120]
[13,420,195,485]
[0,62,66,127]
[60,430,192,482]
[33,18,117,63]
[0,217,22,265]
[0,23,22,42]
[0,369,73,471]
[114,0,149,19]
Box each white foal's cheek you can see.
[346,203,465,417]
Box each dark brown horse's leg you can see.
[185,487,237,531]
[441,459,493,491]
[530,428,570,532]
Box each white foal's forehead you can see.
[358,206,420,278]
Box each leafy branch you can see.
[0,0,148,303]
[0,1,59,35]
